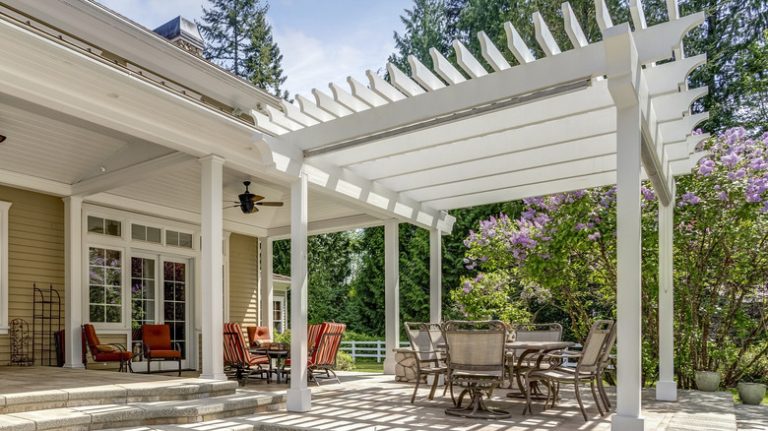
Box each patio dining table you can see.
[250,345,290,383]
[505,340,574,403]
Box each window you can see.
[89,247,122,323]
[163,261,187,358]
[0,201,10,333]
[166,230,193,249]
[131,257,156,329]
[131,224,162,244]
[88,216,121,237]
[273,299,283,333]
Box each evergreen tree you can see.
[198,0,266,78]
[388,0,455,72]
[245,8,289,99]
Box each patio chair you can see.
[283,322,346,385]
[246,325,272,348]
[507,323,562,394]
[595,323,617,410]
[223,322,269,385]
[141,324,182,376]
[81,324,133,372]
[443,320,510,419]
[400,322,448,403]
[523,320,615,421]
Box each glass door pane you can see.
[163,261,187,359]
[131,257,156,330]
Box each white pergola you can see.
[0,0,708,429]
[255,2,708,429]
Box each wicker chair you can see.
[443,320,510,419]
[223,322,269,385]
[524,320,615,420]
[400,322,447,403]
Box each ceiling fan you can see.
[231,181,284,214]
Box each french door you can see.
[131,253,192,371]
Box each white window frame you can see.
[0,201,11,334]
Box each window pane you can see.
[131,224,145,241]
[106,219,121,236]
[164,302,174,320]
[89,286,104,304]
[106,268,121,286]
[147,227,162,243]
[105,286,121,304]
[89,247,122,323]
[166,230,179,246]
[87,216,104,234]
[105,306,121,323]
[106,250,121,266]
[179,233,193,248]
[90,306,102,322]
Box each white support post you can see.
[429,229,442,323]
[200,155,226,380]
[656,184,677,401]
[613,102,645,431]
[383,220,400,375]
[259,237,274,335]
[287,172,311,411]
[63,196,84,368]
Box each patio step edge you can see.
[0,379,238,415]
[0,390,286,431]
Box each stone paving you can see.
[106,373,747,431]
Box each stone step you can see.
[0,390,285,431]
[0,379,238,415]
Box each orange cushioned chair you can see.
[224,322,269,385]
[246,326,272,348]
[141,324,182,376]
[82,323,133,372]
[283,322,346,385]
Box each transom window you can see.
[166,230,193,249]
[88,216,122,237]
[88,247,122,323]
[131,224,162,244]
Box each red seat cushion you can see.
[142,324,172,350]
[94,351,133,362]
[146,349,181,359]
[249,354,269,366]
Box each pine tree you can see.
[388,0,455,72]
[244,8,289,99]
[197,0,266,78]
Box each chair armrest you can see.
[174,341,182,352]
[109,343,127,352]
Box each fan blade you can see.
[249,195,265,202]
[255,201,284,207]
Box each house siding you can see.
[0,185,65,365]
[228,234,260,332]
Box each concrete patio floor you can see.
[108,372,761,431]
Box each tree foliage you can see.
[198,0,288,98]
[457,129,768,387]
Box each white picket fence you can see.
[340,340,409,362]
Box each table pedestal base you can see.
[445,386,511,420]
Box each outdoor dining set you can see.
[398,319,617,421]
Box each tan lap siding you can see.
[0,185,65,365]
[228,234,259,334]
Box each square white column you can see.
[63,196,84,368]
[200,155,226,380]
[656,185,677,401]
[612,102,645,431]
[287,172,311,411]
[429,228,442,324]
[383,220,400,375]
[259,237,274,335]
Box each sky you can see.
[97,0,412,97]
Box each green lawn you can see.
[352,359,384,373]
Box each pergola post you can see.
[383,220,400,375]
[200,155,226,380]
[63,196,84,368]
[287,172,311,411]
[656,184,677,401]
[613,95,645,431]
[259,237,274,335]
[429,228,442,323]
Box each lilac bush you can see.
[454,128,768,387]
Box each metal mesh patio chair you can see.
[506,323,562,394]
[443,320,510,419]
[524,320,615,420]
[399,322,448,403]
